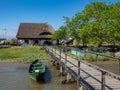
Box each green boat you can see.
[29,59,45,81]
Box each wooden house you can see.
[16,23,56,45]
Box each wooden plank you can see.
[45,46,120,90]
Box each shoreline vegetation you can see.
[0,45,119,74]
[0,46,50,63]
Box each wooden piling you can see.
[66,73,72,83]
[52,61,56,66]
[56,62,59,69]
[60,66,63,76]
[78,84,83,90]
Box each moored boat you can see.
[29,59,45,81]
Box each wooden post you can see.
[101,71,106,90]
[52,46,53,53]
[56,62,59,69]
[119,60,120,74]
[55,47,56,56]
[65,53,67,68]
[78,84,83,90]
[77,60,81,90]
[52,46,54,56]
[60,66,63,76]
[48,47,49,53]
[84,49,86,60]
[52,61,56,66]
[64,53,67,75]
[96,54,98,65]
[59,49,61,60]
[67,73,72,83]
[78,60,80,77]
[76,48,77,58]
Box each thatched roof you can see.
[16,23,55,39]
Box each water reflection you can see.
[44,66,52,83]
[0,62,77,90]
[0,67,16,72]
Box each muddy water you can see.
[90,61,120,75]
[0,61,78,90]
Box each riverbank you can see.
[0,60,29,68]
[0,59,52,68]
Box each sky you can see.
[0,0,119,40]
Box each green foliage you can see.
[0,46,50,62]
[51,26,69,44]
[56,1,120,46]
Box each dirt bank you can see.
[0,59,51,68]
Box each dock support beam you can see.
[66,73,72,83]
[52,61,56,66]
[78,84,83,90]
[60,66,63,76]
[56,62,59,69]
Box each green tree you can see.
[106,2,120,45]
[71,12,90,46]
[83,2,109,46]
[54,1,120,47]
[52,26,69,44]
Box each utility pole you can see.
[4,28,7,40]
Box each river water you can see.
[0,61,78,90]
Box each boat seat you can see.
[33,67,43,70]
[33,63,42,67]
[34,70,40,72]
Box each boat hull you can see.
[29,59,45,81]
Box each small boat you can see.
[29,59,45,81]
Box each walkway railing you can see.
[58,45,120,74]
[45,46,120,90]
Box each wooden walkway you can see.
[45,46,120,90]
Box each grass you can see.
[0,46,50,62]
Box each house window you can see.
[35,40,38,44]
[25,40,29,43]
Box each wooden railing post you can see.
[47,46,48,52]
[77,60,81,90]
[52,46,54,54]
[84,49,86,60]
[55,47,56,56]
[52,46,53,53]
[119,60,120,74]
[78,60,80,78]
[101,71,106,90]
[65,53,67,69]
[96,54,98,65]
[59,48,61,60]
[76,47,77,58]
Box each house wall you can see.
[18,39,56,45]
[39,40,45,45]
[29,40,34,44]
